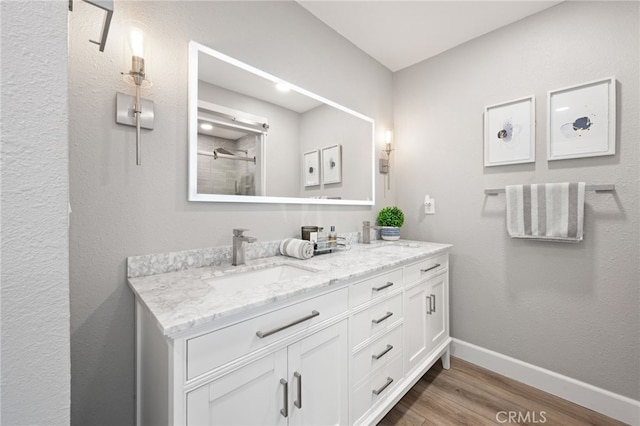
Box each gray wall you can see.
[1,1,71,425]
[394,1,639,400]
[68,2,393,424]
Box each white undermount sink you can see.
[204,264,317,292]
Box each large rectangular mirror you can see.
[188,41,375,205]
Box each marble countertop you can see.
[128,240,451,337]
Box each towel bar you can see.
[484,184,615,195]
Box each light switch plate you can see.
[424,196,435,215]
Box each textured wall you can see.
[1,1,71,424]
[394,1,639,399]
[68,2,393,424]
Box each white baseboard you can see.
[451,339,640,426]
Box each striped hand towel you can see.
[506,182,585,242]
[279,238,315,259]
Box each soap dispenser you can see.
[328,226,337,248]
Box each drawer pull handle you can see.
[280,378,288,418]
[372,377,394,395]
[372,282,394,292]
[372,344,393,360]
[294,371,302,409]
[372,311,393,324]
[420,263,441,273]
[256,310,320,338]
[431,294,436,313]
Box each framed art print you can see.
[547,76,616,160]
[303,149,320,187]
[484,96,535,167]
[322,144,342,184]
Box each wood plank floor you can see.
[378,357,628,426]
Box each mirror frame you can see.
[188,41,375,205]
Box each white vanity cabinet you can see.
[350,252,451,426]
[349,268,405,424]
[136,287,349,426]
[132,242,451,426]
[404,254,450,374]
[186,320,348,426]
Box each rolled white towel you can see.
[279,238,314,260]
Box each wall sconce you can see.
[379,129,393,173]
[380,130,394,189]
[116,21,155,165]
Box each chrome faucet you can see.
[232,229,257,266]
[362,221,381,244]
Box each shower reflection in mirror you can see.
[196,102,266,196]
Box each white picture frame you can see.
[303,149,320,187]
[484,95,535,167]
[547,76,616,161]
[321,145,342,184]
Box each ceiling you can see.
[297,1,563,72]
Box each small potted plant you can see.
[377,206,404,241]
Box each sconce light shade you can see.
[127,25,146,57]
[122,20,152,88]
[384,129,393,154]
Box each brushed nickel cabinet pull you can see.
[371,311,393,324]
[420,263,441,273]
[256,310,320,338]
[431,294,436,313]
[372,344,393,360]
[372,282,394,292]
[294,372,302,409]
[372,377,394,395]
[280,378,288,418]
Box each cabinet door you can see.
[427,272,448,350]
[186,350,288,426]
[403,282,428,374]
[288,320,348,426]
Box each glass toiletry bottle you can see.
[328,226,337,248]
[316,227,327,251]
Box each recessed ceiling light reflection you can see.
[275,82,291,92]
[200,123,213,131]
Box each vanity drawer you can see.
[351,352,403,425]
[352,325,403,385]
[186,287,348,380]
[351,293,402,347]
[404,253,448,285]
[350,268,403,308]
